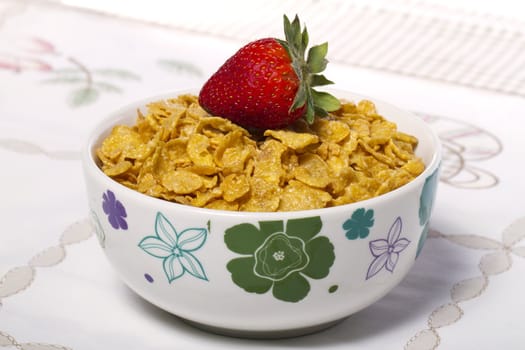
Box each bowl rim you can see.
[82,88,442,218]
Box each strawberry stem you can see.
[278,14,340,124]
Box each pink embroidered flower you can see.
[0,54,52,73]
[19,37,56,54]
[3,36,56,54]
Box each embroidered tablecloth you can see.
[1,0,524,349]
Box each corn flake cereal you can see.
[97,94,425,211]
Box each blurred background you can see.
[37,0,525,99]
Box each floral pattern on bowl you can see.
[225,216,335,302]
[366,216,410,280]
[416,167,440,257]
[82,89,442,335]
[138,212,209,282]
[102,190,128,230]
[343,208,375,240]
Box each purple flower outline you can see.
[102,190,128,230]
[366,217,410,280]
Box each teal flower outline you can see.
[343,208,375,240]
[416,168,440,257]
[138,212,208,283]
[225,216,335,303]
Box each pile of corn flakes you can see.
[96,94,425,211]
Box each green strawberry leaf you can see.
[291,83,307,111]
[314,106,328,117]
[305,92,316,124]
[307,43,328,74]
[312,90,341,112]
[301,27,309,55]
[280,15,340,125]
[310,74,334,87]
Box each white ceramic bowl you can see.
[82,90,441,338]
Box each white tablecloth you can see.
[1,1,524,349]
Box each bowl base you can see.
[181,317,347,339]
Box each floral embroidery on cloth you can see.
[90,210,106,247]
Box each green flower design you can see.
[416,168,440,257]
[225,217,335,303]
[416,222,431,259]
[139,212,208,282]
[419,169,439,226]
[343,208,375,240]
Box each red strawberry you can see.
[199,15,340,129]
